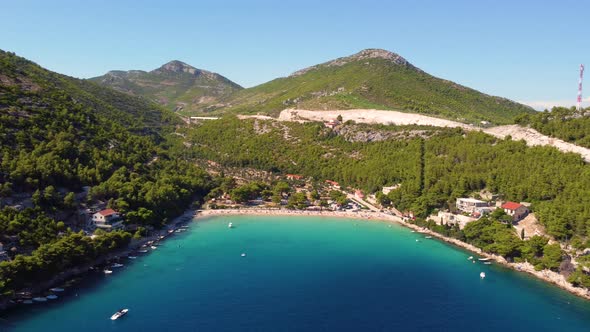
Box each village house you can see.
[92,208,124,230]
[501,201,529,221]
[286,174,304,181]
[325,180,341,189]
[354,190,365,200]
[382,185,400,195]
[324,119,340,129]
[430,211,476,229]
[456,198,489,213]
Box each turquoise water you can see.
[3,215,590,331]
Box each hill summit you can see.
[214,48,534,124]
[91,60,242,113]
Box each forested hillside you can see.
[184,117,589,243]
[516,106,590,148]
[214,49,535,125]
[0,50,213,295]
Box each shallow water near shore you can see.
[3,215,590,331]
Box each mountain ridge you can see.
[212,48,534,125]
[91,60,242,113]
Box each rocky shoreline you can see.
[0,208,197,312]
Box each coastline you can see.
[0,207,198,312]
[196,207,590,301]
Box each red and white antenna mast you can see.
[578,64,585,111]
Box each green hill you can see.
[215,49,534,125]
[0,50,212,295]
[90,60,242,114]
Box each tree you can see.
[542,243,563,271]
[520,228,525,240]
[64,192,76,209]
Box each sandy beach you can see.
[196,207,590,301]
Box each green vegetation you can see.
[214,49,534,124]
[0,50,213,296]
[90,61,242,114]
[516,106,590,148]
[185,116,590,243]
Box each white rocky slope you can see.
[275,109,590,162]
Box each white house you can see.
[501,202,529,221]
[92,209,124,230]
[456,198,489,213]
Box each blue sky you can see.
[1,0,588,109]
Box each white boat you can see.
[484,262,492,265]
[128,256,137,259]
[23,300,33,304]
[478,258,491,262]
[480,272,486,279]
[241,253,246,257]
[46,295,58,300]
[411,230,416,233]
[425,236,432,239]
[104,269,113,274]
[50,288,65,292]
[138,249,148,253]
[159,236,165,240]
[110,308,129,320]
[151,246,157,250]
[468,256,474,260]
[415,239,419,242]
[228,222,233,228]
[33,297,47,302]
[168,230,174,234]
[112,263,124,268]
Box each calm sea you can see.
[2,215,590,331]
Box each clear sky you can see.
[1,0,588,110]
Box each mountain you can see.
[90,60,242,114]
[215,49,534,125]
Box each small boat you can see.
[138,249,148,253]
[468,256,474,260]
[415,239,419,242]
[228,222,233,228]
[480,272,486,279]
[425,236,432,239]
[104,269,113,274]
[478,258,491,262]
[411,230,416,233]
[241,253,246,257]
[128,256,137,259]
[168,230,174,234]
[151,246,157,250]
[23,300,33,304]
[33,297,48,302]
[175,229,183,233]
[50,288,65,292]
[46,295,58,300]
[484,262,492,265]
[110,308,129,320]
[159,236,165,240]
[112,263,124,268]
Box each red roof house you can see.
[501,202,528,221]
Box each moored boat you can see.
[228,222,233,228]
[46,295,58,300]
[128,256,137,259]
[151,246,157,250]
[112,263,124,268]
[104,269,113,274]
[478,258,491,261]
[480,272,486,279]
[110,308,129,320]
[33,297,47,302]
[50,288,65,292]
